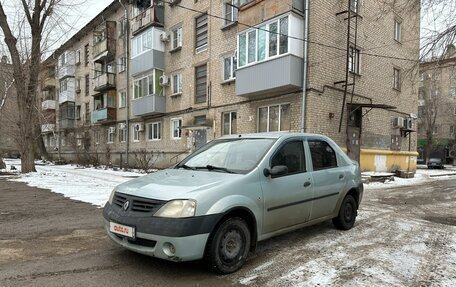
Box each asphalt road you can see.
[1,176,455,286]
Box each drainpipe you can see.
[300,0,310,132]
[119,0,130,168]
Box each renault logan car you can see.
[103,133,363,273]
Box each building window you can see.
[172,26,182,50]
[450,126,455,135]
[224,0,239,26]
[59,53,66,66]
[76,78,81,93]
[238,15,289,68]
[172,73,182,95]
[85,74,90,96]
[454,106,456,115]
[132,29,153,58]
[195,14,208,53]
[450,87,456,97]
[133,69,164,99]
[147,122,161,140]
[119,91,126,108]
[85,103,90,124]
[119,125,127,143]
[76,49,81,64]
[118,57,126,73]
[258,104,291,132]
[222,111,237,135]
[394,19,402,42]
[433,126,438,135]
[107,127,115,143]
[59,78,68,92]
[133,125,140,142]
[84,44,89,66]
[75,105,81,120]
[348,47,360,74]
[195,64,207,103]
[393,68,401,91]
[119,17,127,37]
[451,67,456,79]
[223,54,237,81]
[350,0,360,13]
[171,118,182,139]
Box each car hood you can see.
[115,168,243,201]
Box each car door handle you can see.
[339,174,345,179]
[303,181,311,187]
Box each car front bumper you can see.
[103,203,222,262]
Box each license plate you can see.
[110,222,135,239]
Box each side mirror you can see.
[263,165,288,178]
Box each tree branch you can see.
[20,0,33,25]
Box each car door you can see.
[260,139,313,234]
[307,139,347,221]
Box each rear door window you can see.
[308,140,338,171]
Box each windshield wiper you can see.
[205,165,236,174]
[175,164,196,170]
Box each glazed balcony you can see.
[41,124,55,133]
[93,22,117,63]
[57,65,75,79]
[132,95,165,117]
[59,90,76,104]
[236,55,303,97]
[91,107,116,124]
[93,73,116,92]
[42,100,56,110]
[131,5,164,36]
[60,119,75,130]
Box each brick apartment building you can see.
[417,45,456,164]
[41,0,420,172]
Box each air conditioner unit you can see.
[392,117,405,129]
[160,32,169,42]
[405,118,413,130]
[134,123,144,132]
[118,123,126,130]
[159,75,169,86]
[108,127,116,133]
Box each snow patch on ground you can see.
[4,159,144,207]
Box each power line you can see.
[159,0,419,63]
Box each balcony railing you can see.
[57,65,75,79]
[60,119,74,130]
[41,124,55,133]
[131,6,164,35]
[94,73,116,92]
[43,77,56,90]
[42,100,56,110]
[132,95,165,117]
[59,90,76,104]
[91,107,116,124]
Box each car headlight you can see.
[108,189,116,205]
[154,200,197,218]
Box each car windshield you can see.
[176,138,276,174]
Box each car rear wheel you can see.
[333,194,357,230]
[205,217,251,274]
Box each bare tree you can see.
[419,75,439,163]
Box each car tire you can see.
[333,194,357,230]
[205,217,251,274]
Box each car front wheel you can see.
[333,194,357,230]
[205,217,251,274]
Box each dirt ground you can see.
[0,176,455,286]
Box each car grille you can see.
[113,192,166,214]
[114,235,157,248]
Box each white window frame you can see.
[393,67,401,91]
[172,26,182,50]
[119,91,126,108]
[195,14,208,53]
[222,111,237,135]
[237,15,290,68]
[171,118,182,139]
[133,125,140,142]
[148,122,161,141]
[172,73,182,95]
[76,49,81,64]
[348,47,360,74]
[107,128,115,144]
[224,0,239,26]
[133,70,162,99]
[118,56,126,73]
[394,19,402,42]
[223,53,237,81]
[119,126,127,143]
[131,29,153,58]
[450,87,456,97]
[258,103,291,132]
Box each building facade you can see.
[417,45,456,164]
[41,0,420,172]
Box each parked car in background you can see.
[103,133,363,273]
[427,158,444,169]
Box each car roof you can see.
[219,132,331,140]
